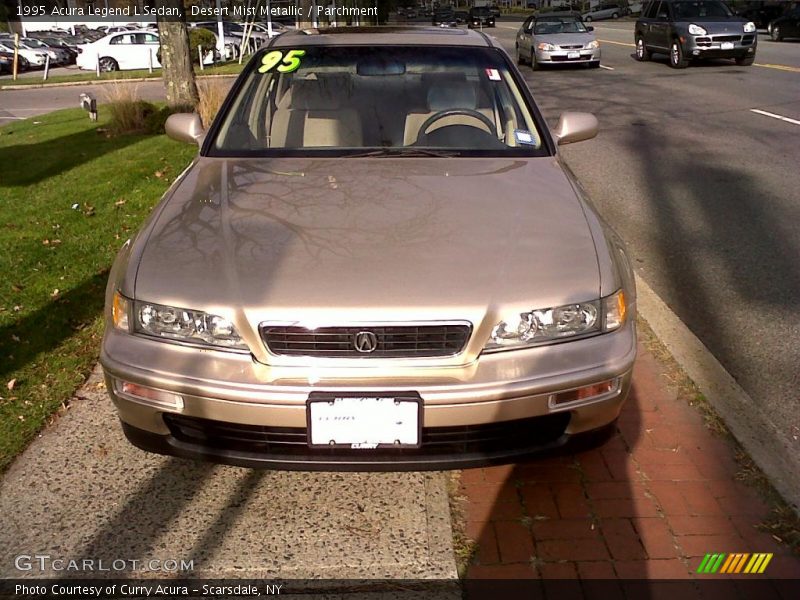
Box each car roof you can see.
[270,26,495,48]
[536,11,582,19]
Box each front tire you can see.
[531,52,541,71]
[735,55,755,66]
[98,56,118,72]
[669,40,688,69]
[516,44,528,65]
[635,36,651,61]
[770,25,783,41]
[585,16,593,22]
[588,61,601,68]
[612,12,619,19]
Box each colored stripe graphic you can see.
[701,553,773,574]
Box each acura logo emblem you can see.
[354,331,378,353]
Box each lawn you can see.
[1,61,246,87]
[0,108,196,471]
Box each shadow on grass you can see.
[0,116,144,187]
[0,270,107,380]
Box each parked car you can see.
[468,6,496,28]
[517,12,601,69]
[738,3,786,29]
[768,5,800,41]
[0,51,13,73]
[101,26,636,470]
[0,41,48,68]
[432,7,458,27]
[582,2,625,22]
[635,0,757,68]
[76,30,161,72]
[21,37,72,65]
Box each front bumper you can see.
[684,35,756,58]
[101,319,636,470]
[535,48,601,64]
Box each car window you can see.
[534,19,588,34]
[672,1,732,18]
[109,34,134,45]
[135,33,159,44]
[522,16,534,31]
[656,1,669,18]
[210,45,548,157]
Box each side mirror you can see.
[165,113,205,146]
[553,112,598,145]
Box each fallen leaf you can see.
[114,199,126,207]
[83,204,95,216]
[51,289,60,299]
[6,379,16,391]
[11,334,19,342]
[154,170,164,179]
[71,203,79,210]
[11,284,22,292]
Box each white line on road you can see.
[599,64,615,71]
[0,116,25,120]
[750,109,800,126]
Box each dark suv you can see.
[635,0,757,68]
[468,6,496,28]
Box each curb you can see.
[0,73,238,91]
[635,273,800,513]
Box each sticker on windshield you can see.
[514,129,537,145]
[485,68,501,81]
[258,49,306,74]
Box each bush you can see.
[197,79,228,129]
[189,27,217,64]
[103,83,157,134]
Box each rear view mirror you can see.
[554,112,598,145]
[165,113,205,146]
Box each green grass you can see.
[2,61,245,86]
[0,108,196,471]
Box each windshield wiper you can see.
[346,148,461,158]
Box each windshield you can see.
[534,19,589,34]
[23,39,45,47]
[472,8,491,15]
[672,1,733,18]
[210,45,547,157]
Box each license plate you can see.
[567,51,581,59]
[721,42,734,50]
[307,392,422,449]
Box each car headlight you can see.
[113,292,248,351]
[743,21,756,33]
[484,290,627,352]
[688,23,707,35]
[537,42,556,52]
[586,40,600,49]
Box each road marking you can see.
[0,116,24,120]
[599,64,615,70]
[753,63,800,73]
[599,39,635,47]
[750,109,800,126]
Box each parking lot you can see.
[1,15,799,589]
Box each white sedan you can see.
[76,30,161,72]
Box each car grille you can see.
[559,44,584,50]
[742,35,755,44]
[260,323,471,358]
[551,55,586,61]
[163,413,571,457]
[713,34,741,42]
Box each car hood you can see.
[135,157,600,325]
[676,17,747,31]
[534,33,595,46]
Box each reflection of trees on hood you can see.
[152,158,446,270]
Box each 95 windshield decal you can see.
[259,49,306,74]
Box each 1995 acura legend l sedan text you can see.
[100,27,637,470]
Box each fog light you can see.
[116,380,184,411]
[550,378,620,409]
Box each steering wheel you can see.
[416,109,498,145]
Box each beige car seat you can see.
[271,74,363,148]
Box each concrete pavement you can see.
[0,366,457,580]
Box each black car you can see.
[635,0,757,68]
[0,50,29,73]
[737,3,786,29]
[768,5,800,41]
[469,6,496,28]
[432,7,458,27]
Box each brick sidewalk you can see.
[459,342,799,579]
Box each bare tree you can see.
[157,0,200,108]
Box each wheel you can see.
[669,40,688,68]
[612,12,619,19]
[98,56,118,72]
[735,55,755,66]
[516,44,527,65]
[585,16,592,22]
[635,36,651,61]
[770,25,783,41]
[531,52,541,71]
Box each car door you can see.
[108,33,136,69]
[138,33,160,68]
[648,1,670,49]
[518,16,534,57]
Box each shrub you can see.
[103,83,157,134]
[197,79,228,129]
[189,27,218,64]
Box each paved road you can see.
[491,22,800,470]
